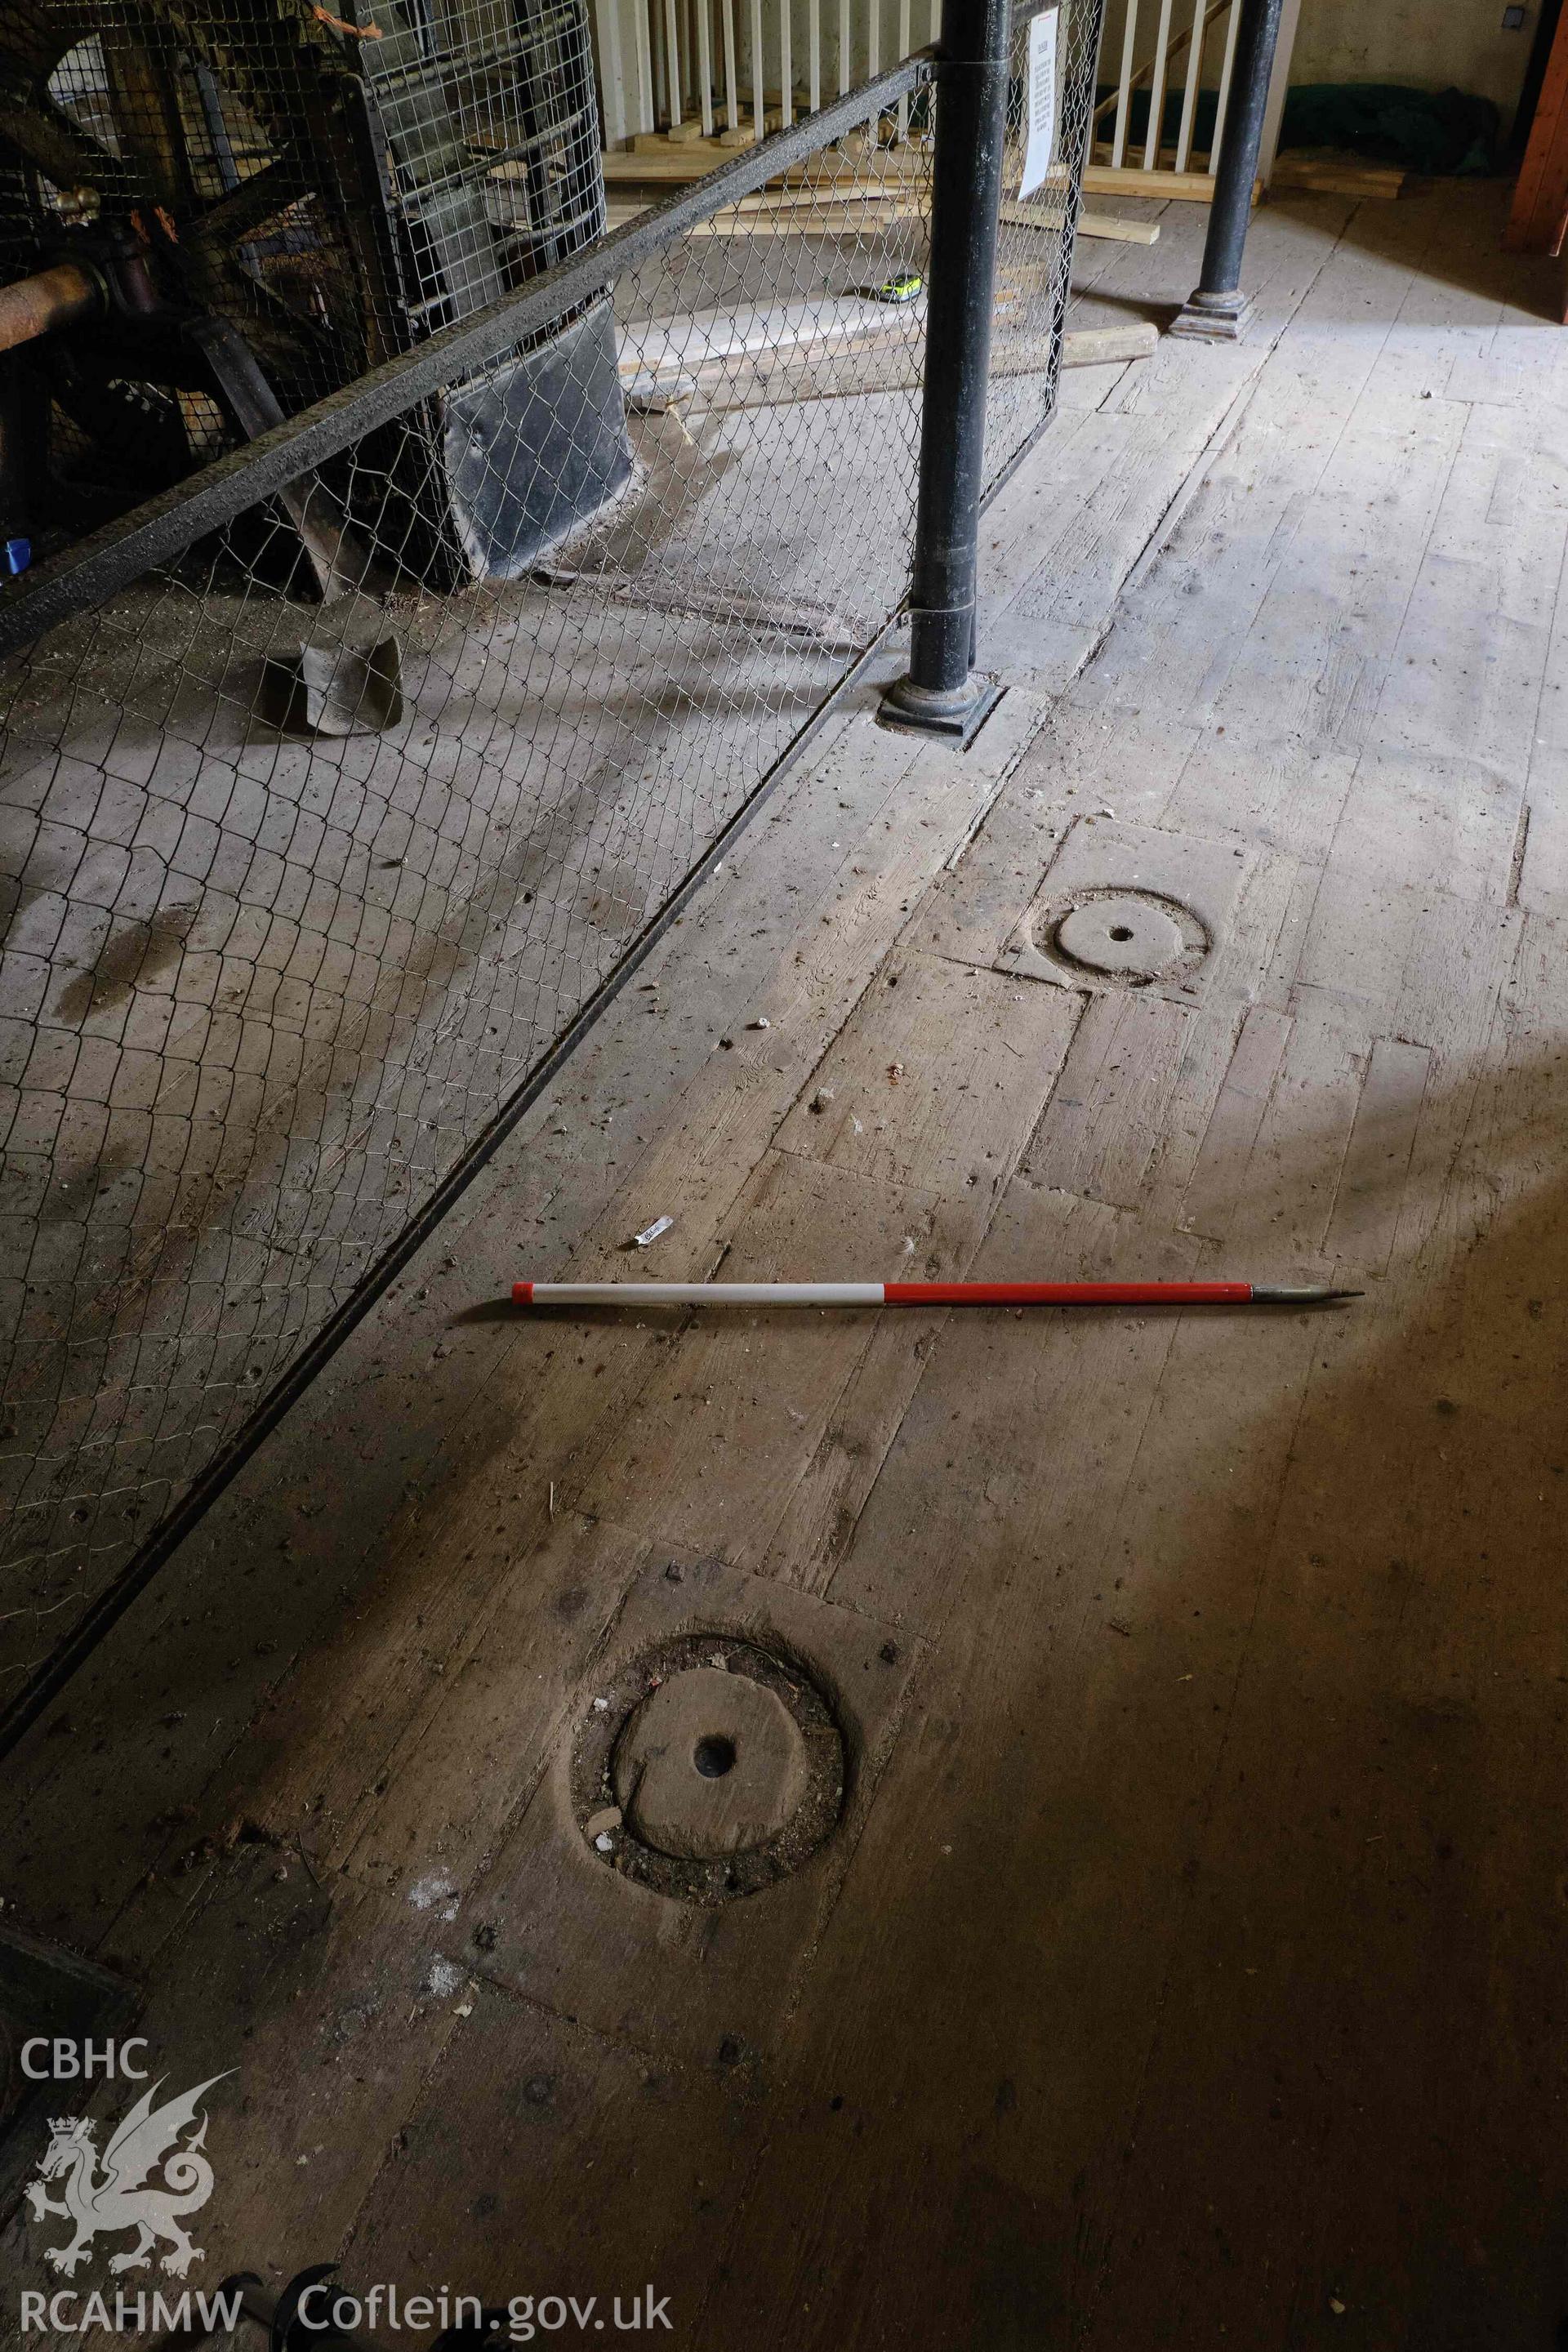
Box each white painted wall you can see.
[1289,0,1534,114]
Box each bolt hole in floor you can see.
[694,1735,737,1779]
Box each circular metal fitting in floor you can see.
[1045,887,1209,987]
[572,1632,846,1904]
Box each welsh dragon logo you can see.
[25,2074,230,2278]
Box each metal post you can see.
[1169,0,1285,341]
[878,0,1011,742]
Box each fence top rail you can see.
[0,49,935,670]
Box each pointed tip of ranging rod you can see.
[1251,1283,1363,1304]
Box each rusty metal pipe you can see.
[0,259,105,354]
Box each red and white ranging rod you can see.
[511,1280,1358,1308]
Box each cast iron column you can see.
[1169,0,1286,341]
[879,0,1012,741]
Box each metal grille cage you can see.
[0,0,616,568]
[0,0,1102,1731]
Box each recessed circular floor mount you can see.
[613,1665,809,1860]
[1046,888,1209,987]
[572,1633,846,1904]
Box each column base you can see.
[1168,287,1255,342]
[877,671,1004,746]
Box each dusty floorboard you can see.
[6,182,1568,2350]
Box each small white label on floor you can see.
[1018,5,1060,200]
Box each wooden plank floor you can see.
[7,181,1568,2349]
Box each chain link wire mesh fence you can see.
[987,0,1102,494]
[0,0,1100,1721]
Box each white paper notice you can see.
[1018,5,1060,201]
